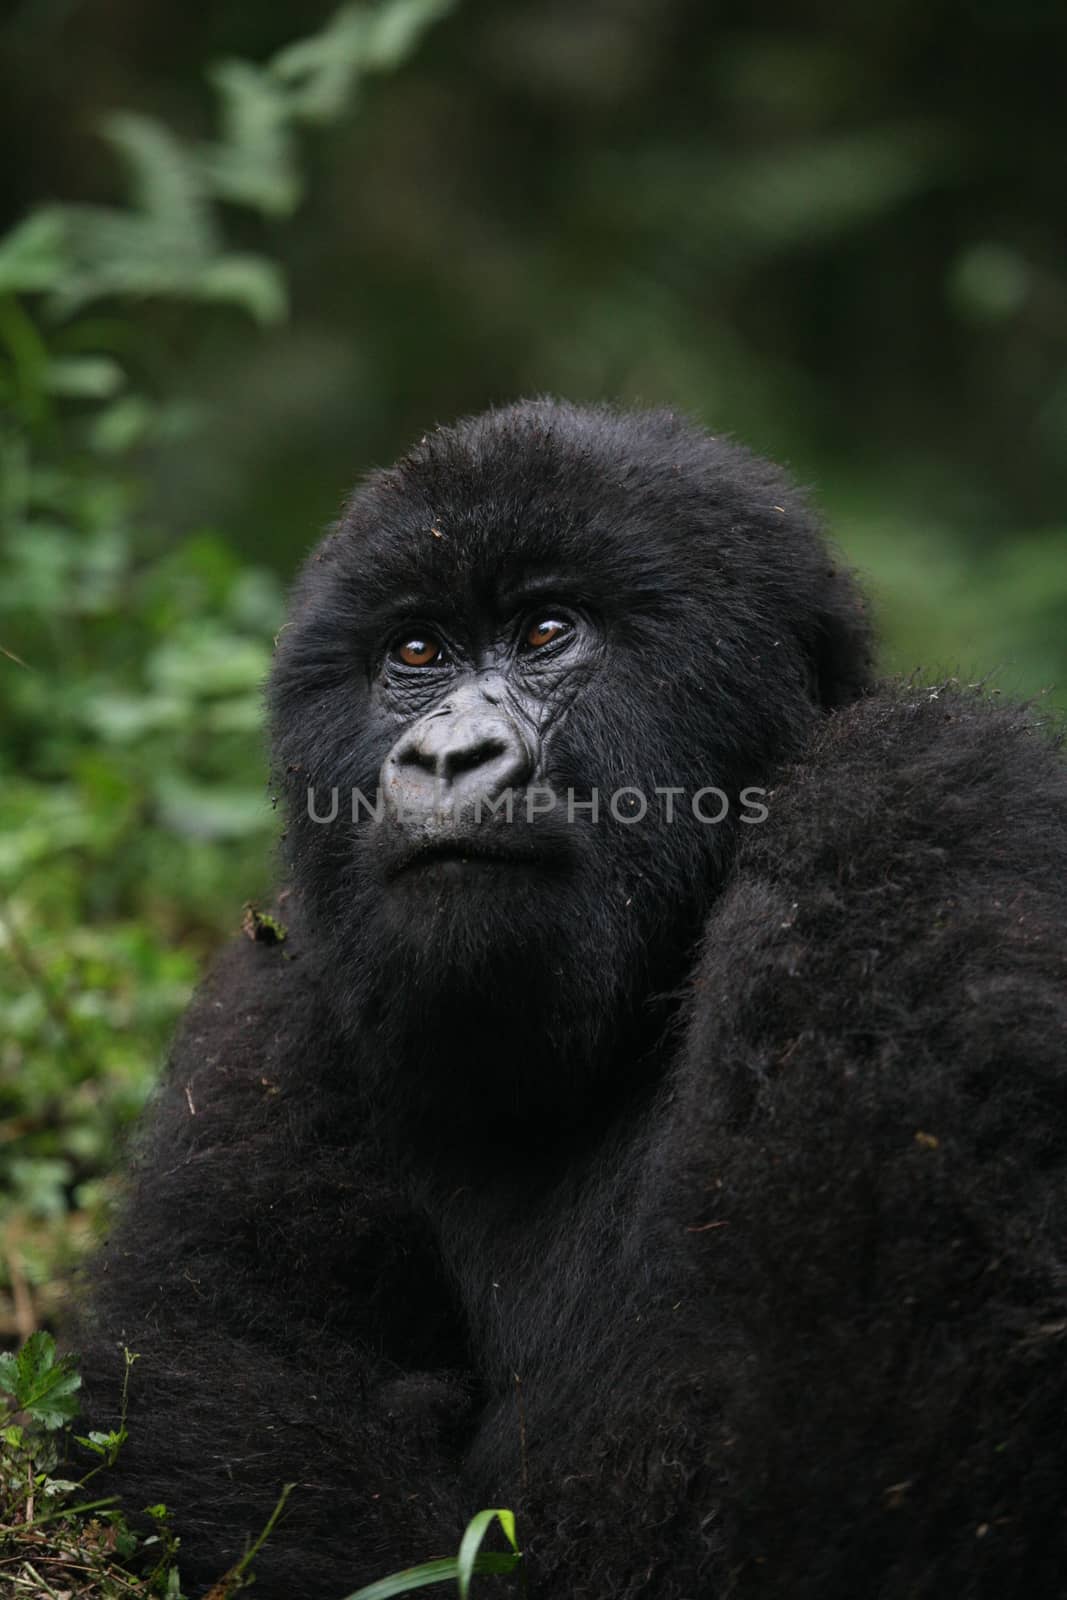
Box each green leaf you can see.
[88,394,155,454]
[195,254,287,324]
[272,0,455,122]
[44,355,126,399]
[41,1476,80,1497]
[153,776,271,840]
[74,1427,126,1458]
[0,1353,19,1398]
[340,1510,520,1600]
[82,692,188,742]
[271,6,373,121]
[362,0,458,72]
[202,60,300,218]
[342,1552,519,1600]
[949,242,1031,324]
[457,1509,519,1599]
[40,113,244,319]
[102,112,214,253]
[5,1333,82,1429]
[148,630,271,697]
[0,210,69,293]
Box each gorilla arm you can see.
[75,918,471,1597]
[658,683,1067,1594]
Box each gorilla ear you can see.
[806,563,875,709]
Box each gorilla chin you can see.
[364,803,630,1100]
[369,793,582,962]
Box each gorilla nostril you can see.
[444,735,508,779]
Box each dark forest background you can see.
[1,0,1065,1337]
[5,0,1067,677]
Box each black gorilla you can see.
[78,400,1067,1599]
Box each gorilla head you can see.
[270,400,871,1136]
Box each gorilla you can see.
[78,400,1067,1599]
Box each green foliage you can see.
[613,123,957,261]
[456,1509,520,1599]
[0,0,454,324]
[0,483,281,1320]
[826,488,1067,707]
[0,1339,180,1595]
[0,1341,187,1594]
[0,0,454,1337]
[0,1332,81,1432]
[271,0,457,123]
[343,1508,522,1598]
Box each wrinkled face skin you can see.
[270,401,869,1140]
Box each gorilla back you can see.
[77,400,1067,1599]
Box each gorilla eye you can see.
[393,635,443,668]
[524,617,571,651]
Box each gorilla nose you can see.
[380,684,534,823]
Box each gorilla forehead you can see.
[275,400,870,739]
[322,398,825,626]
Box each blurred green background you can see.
[0,0,1065,1340]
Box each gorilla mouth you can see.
[387,832,552,879]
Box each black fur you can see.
[76,401,1067,1599]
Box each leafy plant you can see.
[0,1335,184,1596]
[0,0,455,1337]
[343,1508,523,1599]
[0,1330,81,1436]
[0,0,455,324]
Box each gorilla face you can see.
[372,594,604,873]
[270,400,870,1128]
